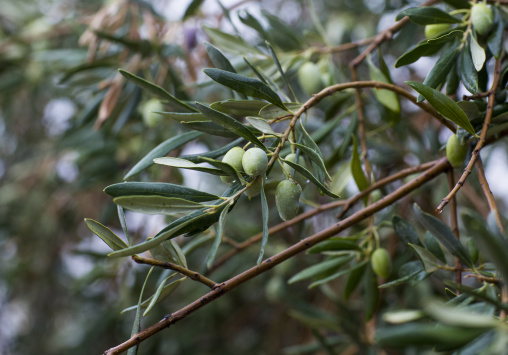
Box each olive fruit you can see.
[275,179,302,221]
[283,153,307,187]
[242,148,268,177]
[471,3,493,36]
[245,178,263,198]
[298,62,324,95]
[371,248,392,278]
[141,98,163,127]
[446,134,468,169]
[221,147,245,183]
[424,24,451,39]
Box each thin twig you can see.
[463,274,501,284]
[447,170,462,288]
[104,158,450,355]
[475,156,505,234]
[436,54,504,213]
[209,160,437,274]
[132,256,217,289]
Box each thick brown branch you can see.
[436,55,504,213]
[132,255,217,289]
[104,158,450,355]
[209,160,437,274]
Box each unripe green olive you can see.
[275,179,302,221]
[245,178,263,197]
[471,3,493,36]
[298,62,324,95]
[283,153,307,187]
[446,134,468,169]
[242,148,268,177]
[221,147,245,183]
[141,98,163,127]
[424,23,451,39]
[371,248,392,278]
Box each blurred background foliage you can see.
[1,0,508,354]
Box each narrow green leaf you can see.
[238,11,267,38]
[393,215,423,247]
[344,262,366,300]
[413,204,473,268]
[196,102,267,151]
[117,205,131,245]
[298,122,326,189]
[154,157,226,176]
[258,102,302,119]
[462,212,508,282]
[179,138,243,163]
[104,182,220,202]
[206,201,231,268]
[487,8,503,59]
[127,267,153,355]
[198,156,246,184]
[330,162,351,196]
[257,180,269,265]
[395,40,445,68]
[423,231,447,263]
[156,112,207,122]
[282,159,340,198]
[203,26,262,55]
[246,117,276,135]
[118,69,196,113]
[210,99,268,117]
[409,243,441,273]
[426,29,464,45]
[364,263,379,321]
[181,120,240,138]
[261,10,302,51]
[395,7,462,25]
[266,41,297,102]
[421,46,460,96]
[143,276,185,316]
[375,324,486,349]
[425,302,500,329]
[307,238,360,254]
[114,195,208,215]
[406,81,477,136]
[85,219,129,251]
[350,135,369,203]
[203,68,287,111]
[288,256,352,284]
[293,143,332,181]
[460,44,478,94]
[183,0,204,20]
[470,34,486,72]
[124,131,202,179]
[204,41,236,73]
[309,260,366,288]
[367,55,400,113]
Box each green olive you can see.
[471,3,493,36]
[221,147,245,183]
[245,178,263,197]
[275,179,302,221]
[371,248,392,278]
[298,62,324,95]
[283,153,307,187]
[446,134,468,169]
[242,148,268,177]
[424,24,451,39]
[141,99,163,127]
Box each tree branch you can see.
[104,158,450,355]
[475,156,505,234]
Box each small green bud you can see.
[275,180,302,221]
[446,134,468,169]
[242,148,268,177]
[221,147,245,183]
[298,62,324,95]
[424,23,451,39]
[471,3,493,36]
[371,248,392,279]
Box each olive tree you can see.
[3,0,508,354]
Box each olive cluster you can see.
[221,147,303,220]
